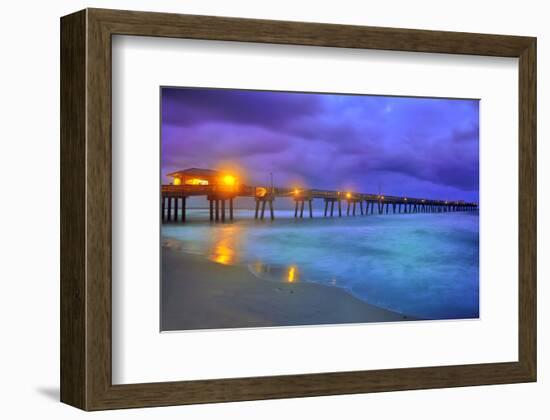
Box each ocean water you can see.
[162,209,479,320]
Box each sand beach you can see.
[161,241,410,331]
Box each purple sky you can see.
[161,87,479,202]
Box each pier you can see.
[161,168,478,223]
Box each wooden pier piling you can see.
[260,200,266,219]
[182,197,186,222]
[167,197,173,221]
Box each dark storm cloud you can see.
[161,88,479,202]
[162,87,321,129]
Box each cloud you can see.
[162,87,321,130]
[161,88,479,201]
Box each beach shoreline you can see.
[161,240,412,331]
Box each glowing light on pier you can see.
[346,192,352,199]
[222,174,237,187]
[185,178,209,186]
[256,187,268,197]
[173,178,182,186]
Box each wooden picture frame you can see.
[60,8,536,411]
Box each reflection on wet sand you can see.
[287,265,298,283]
[207,225,302,284]
[210,241,235,265]
[249,261,301,284]
[208,225,241,266]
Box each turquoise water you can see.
[162,209,479,320]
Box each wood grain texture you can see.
[101,362,530,410]
[518,40,537,378]
[60,9,87,409]
[91,8,533,57]
[60,8,537,411]
[85,10,114,409]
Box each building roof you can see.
[167,168,220,178]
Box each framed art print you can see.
[159,87,480,331]
[61,8,536,410]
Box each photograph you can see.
[160,87,480,331]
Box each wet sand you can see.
[161,244,411,331]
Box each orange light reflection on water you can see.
[208,226,241,266]
[208,226,301,283]
[211,242,235,265]
[248,261,301,284]
[287,265,299,283]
